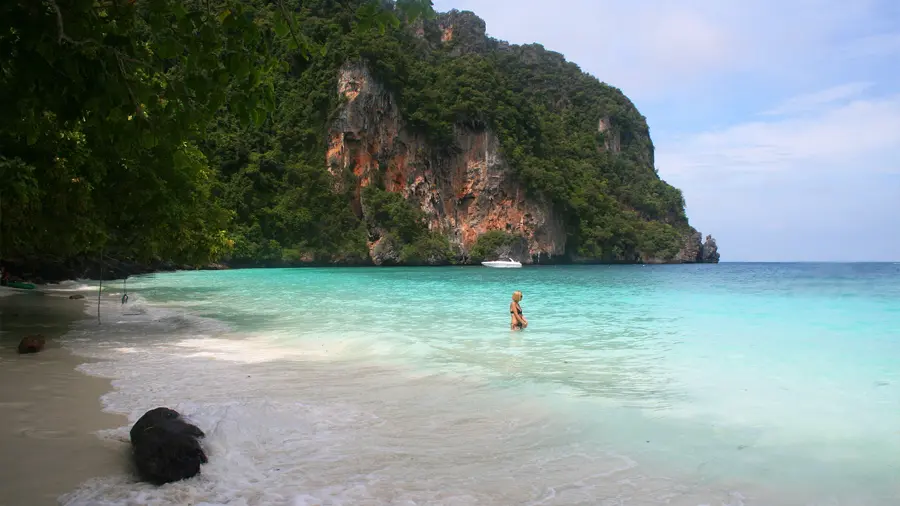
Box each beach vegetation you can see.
[2,0,692,268]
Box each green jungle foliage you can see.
[2,0,693,268]
[0,0,430,265]
[468,230,522,263]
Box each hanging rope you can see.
[121,275,129,304]
[97,247,103,325]
[1,190,4,280]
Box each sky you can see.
[432,0,900,261]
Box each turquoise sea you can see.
[60,263,900,505]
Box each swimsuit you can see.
[511,305,524,328]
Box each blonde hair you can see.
[512,291,523,302]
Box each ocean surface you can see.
[57,263,900,505]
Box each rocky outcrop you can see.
[677,232,720,263]
[17,335,46,354]
[328,62,566,264]
[673,230,703,263]
[597,116,622,154]
[700,235,720,263]
[640,230,720,264]
[435,10,488,55]
[369,235,403,266]
[130,407,208,485]
[674,231,721,263]
[480,235,531,263]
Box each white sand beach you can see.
[0,289,128,506]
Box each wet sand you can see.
[0,289,128,506]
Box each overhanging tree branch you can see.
[277,0,309,57]
[48,0,153,115]
[49,0,96,46]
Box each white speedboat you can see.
[481,257,522,268]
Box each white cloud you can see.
[434,1,738,97]
[657,92,900,176]
[431,0,900,260]
[656,88,900,261]
[667,168,900,261]
[760,82,874,116]
[432,0,894,100]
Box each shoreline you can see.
[0,289,129,506]
[44,273,792,505]
[4,268,895,504]
[2,256,722,285]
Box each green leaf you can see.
[355,2,379,30]
[264,82,275,103]
[242,23,259,45]
[156,37,178,59]
[173,149,190,170]
[396,0,436,22]
[274,16,290,38]
[172,3,188,20]
[209,91,226,111]
[148,12,166,31]
[140,130,157,148]
[379,11,401,30]
[235,58,250,80]
[217,9,232,24]
[250,108,264,127]
[200,24,217,44]
[225,53,240,74]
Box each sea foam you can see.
[57,265,900,505]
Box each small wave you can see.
[56,269,896,506]
[0,286,25,297]
[55,295,706,505]
[49,280,95,292]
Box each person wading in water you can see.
[510,290,528,330]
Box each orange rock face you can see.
[328,63,565,263]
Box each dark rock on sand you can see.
[69,294,85,300]
[130,407,208,485]
[17,335,46,354]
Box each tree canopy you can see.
[0,0,432,264]
[2,1,698,269]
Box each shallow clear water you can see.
[60,264,900,505]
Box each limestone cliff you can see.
[323,8,719,265]
[328,63,566,264]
